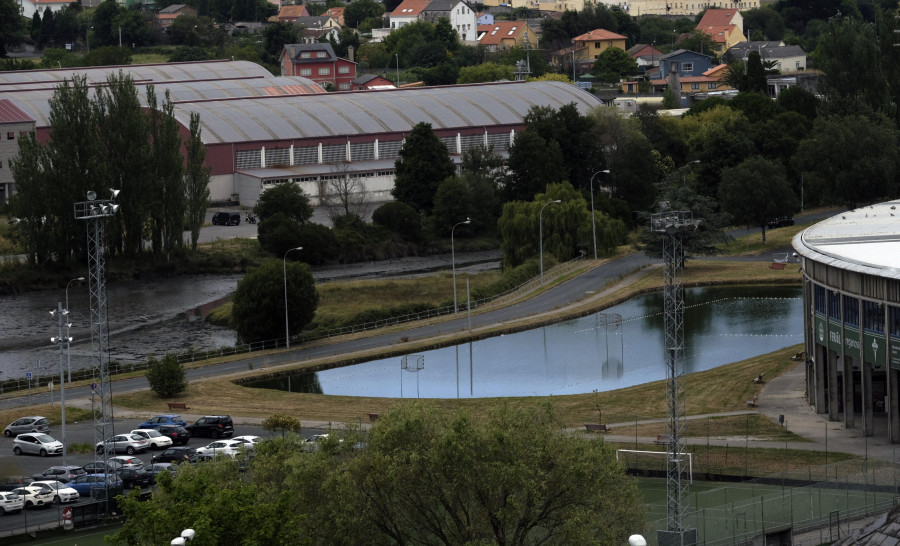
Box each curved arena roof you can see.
[793,200,900,279]
[174,80,603,144]
[0,60,273,90]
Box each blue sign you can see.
[91,382,97,391]
[26,372,32,380]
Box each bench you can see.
[166,402,189,410]
[791,351,806,361]
[368,413,380,422]
[747,396,759,408]
[655,434,672,445]
[769,262,786,270]
[584,423,608,433]
[752,373,766,384]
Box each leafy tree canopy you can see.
[254,182,313,224]
[232,259,318,344]
[591,46,638,82]
[343,0,384,28]
[145,354,188,398]
[719,156,798,242]
[457,61,513,84]
[391,121,456,212]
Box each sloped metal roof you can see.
[173,80,602,144]
[793,200,900,279]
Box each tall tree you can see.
[8,134,53,266]
[0,0,25,57]
[505,130,565,201]
[146,86,185,259]
[254,182,313,224]
[719,156,798,243]
[185,112,211,252]
[391,121,455,213]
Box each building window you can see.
[707,82,717,89]
[691,83,700,90]
[300,52,311,59]
[6,132,12,140]
[814,284,826,315]
[319,67,330,75]
[843,294,859,327]
[682,62,693,72]
[828,290,841,321]
[890,306,900,337]
[300,68,312,76]
[594,42,601,48]
[863,300,884,333]
[317,51,327,58]
[339,83,350,90]
[338,65,350,74]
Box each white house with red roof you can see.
[696,8,746,55]
[277,5,311,22]
[0,99,35,203]
[16,0,70,19]
[476,21,536,51]
[390,0,431,29]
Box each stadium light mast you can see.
[74,188,120,514]
[650,204,699,546]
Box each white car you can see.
[11,486,53,508]
[232,435,262,449]
[0,491,23,514]
[130,429,173,450]
[31,480,79,504]
[13,433,64,457]
[195,439,244,458]
[109,455,145,470]
[96,434,149,455]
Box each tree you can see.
[92,0,122,48]
[662,85,680,109]
[591,46,638,82]
[262,21,300,65]
[0,0,26,57]
[185,112,211,252]
[676,30,717,56]
[261,413,302,437]
[457,62,514,83]
[719,156,798,243]
[146,354,188,398]
[372,201,421,241]
[459,144,503,233]
[776,85,819,120]
[343,0,384,28]
[321,163,369,221]
[391,121,456,212]
[257,212,304,257]
[745,51,767,94]
[231,259,318,344]
[430,176,472,237]
[295,223,339,265]
[505,130,565,201]
[254,182,313,224]
[146,87,185,259]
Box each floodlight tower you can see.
[74,189,120,507]
[650,205,698,546]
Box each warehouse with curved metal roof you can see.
[793,202,900,445]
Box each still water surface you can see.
[249,285,803,399]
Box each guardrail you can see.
[0,256,587,395]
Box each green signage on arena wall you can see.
[863,332,886,366]
[891,343,900,371]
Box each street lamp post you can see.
[395,54,400,87]
[451,217,471,314]
[50,303,72,465]
[589,169,611,260]
[539,199,561,285]
[283,246,303,349]
[65,277,84,384]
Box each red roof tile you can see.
[697,9,738,28]
[391,0,431,17]
[0,99,33,124]
[573,29,627,42]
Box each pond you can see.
[248,285,803,399]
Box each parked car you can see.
[151,447,197,464]
[232,435,262,449]
[137,415,187,430]
[211,211,240,226]
[109,455,145,470]
[68,474,123,498]
[13,433,63,457]
[11,486,53,508]
[82,460,125,475]
[188,453,216,464]
[31,480,79,503]
[0,491,23,514]
[158,425,191,445]
[145,463,177,483]
[31,465,85,483]
[96,434,149,455]
[195,439,243,458]
[767,216,795,229]
[117,468,153,489]
[0,477,33,491]
[4,416,50,437]
[186,416,234,439]
[130,429,173,450]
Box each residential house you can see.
[573,29,627,67]
[281,43,357,90]
[0,99,35,204]
[625,63,731,95]
[657,49,713,79]
[323,7,345,26]
[293,16,341,43]
[476,12,493,25]
[627,43,664,69]
[277,5,310,22]
[389,0,430,29]
[476,21,537,52]
[351,74,396,90]
[421,0,477,43]
[695,8,746,55]
[15,0,70,19]
[726,41,807,72]
[157,4,198,30]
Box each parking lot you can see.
[0,416,328,536]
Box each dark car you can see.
[117,468,153,489]
[151,447,197,464]
[82,460,125,475]
[158,425,191,446]
[137,415,187,430]
[0,476,34,491]
[767,216,795,229]
[211,212,240,226]
[31,465,85,483]
[186,416,234,439]
[145,463,177,484]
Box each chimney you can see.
[348,46,354,62]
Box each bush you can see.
[257,212,303,257]
[146,354,188,398]
[372,201,421,241]
[261,413,302,437]
[296,223,339,265]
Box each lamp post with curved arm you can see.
[589,169,610,260]
[451,217,471,314]
[283,246,303,349]
[540,199,561,285]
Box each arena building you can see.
[793,202,900,443]
[0,60,602,206]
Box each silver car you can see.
[12,434,63,457]
[4,416,50,437]
[96,434,149,455]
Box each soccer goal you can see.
[616,449,693,484]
